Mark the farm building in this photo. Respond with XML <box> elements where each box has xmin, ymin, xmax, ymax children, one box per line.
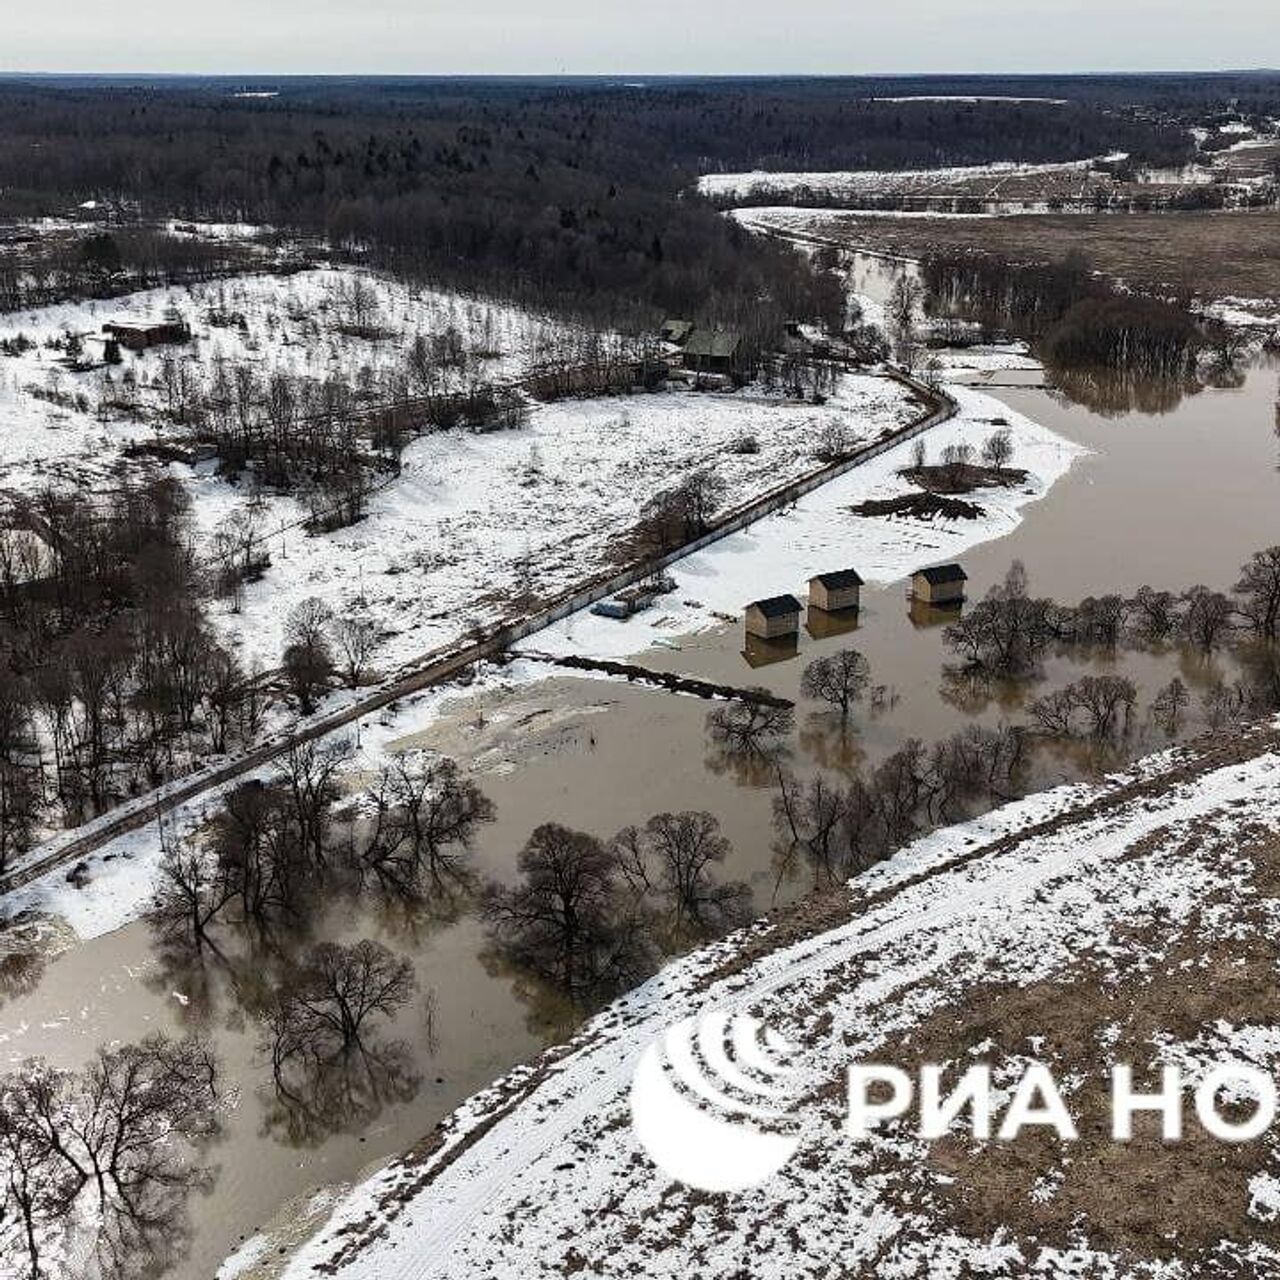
<box><xmin>660</xmin><ymin>318</ymin><xmax>695</xmax><ymax>346</ymax></box>
<box><xmin>744</xmin><ymin>593</ymin><xmax>802</xmax><ymax>640</ymax></box>
<box><xmin>911</xmin><ymin>563</ymin><xmax>968</xmax><ymax>605</ymax></box>
<box><xmin>103</xmin><ymin>316</ymin><xmax>192</xmax><ymax>351</ymax></box>
<box><xmin>683</xmin><ymin>328</ymin><xmax>743</xmax><ymax>375</ymax></box>
<box><xmin>808</xmin><ymin>568</ymin><xmax>863</xmax><ymax>612</ymax></box>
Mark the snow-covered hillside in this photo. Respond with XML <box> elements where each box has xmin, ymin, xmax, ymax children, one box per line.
<box><xmin>266</xmin><ymin>720</ymin><xmax>1280</xmax><ymax>1279</ymax></box>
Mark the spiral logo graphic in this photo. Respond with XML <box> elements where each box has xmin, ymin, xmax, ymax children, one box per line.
<box><xmin>629</xmin><ymin>1009</ymin><xmax>803</xmax><ymax>1192</ymax></box>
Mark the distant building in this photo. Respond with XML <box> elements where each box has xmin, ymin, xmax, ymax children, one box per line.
<box><xmin>103</xmin><ymin>317</ymin><xmax>192</xmax><ymax>352</ymax></box>
<box><xmin>744</xmin><ymin>593</ymin><xmax>802</xmax><ymax>640</ymax></box>
<box><xmin>683</xmin><ymin>328</ymin><xmax>743</xmax><ymax>375</ymax></box>
<box><xmin>808</xmin><ymin>568</ymin><xmax>863</xmax><ymax>613</ymax></box>
<box><xmin>660</xmin><ymin>318</ymin><xmax>695</xmax><ymax>346</ymax></box>
<box><xmin>910</xmin><ymin>563</ymin><xmax>968</xmax><ymax>605</ymax></box>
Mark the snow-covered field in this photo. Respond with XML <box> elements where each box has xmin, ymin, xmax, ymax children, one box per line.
<box><xmin>194</xmin><ymin>373</ymin><xmax>916</xmax><ymax>672</ymax></box>
<box><xmin>696</xmin><ymin>156</ymin><xmax>1122</xmax><ymax>203</ymax></box>
<box><xmin>269</xmin><ymin>721</ymin><xmax>1280</xmax><ymax>1279</ymax></box>
<box><xmin>525</xmin><ymin>382</ymin><xmax>1081</xmax><ymax>662</ymax></box>
<box><xmin>0</xmin><ymin>265</ymin><xmax>588</xmax><ymax>492</ymax></box>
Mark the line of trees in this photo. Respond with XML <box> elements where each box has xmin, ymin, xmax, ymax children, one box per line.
<box><xmin>945</xmin><ymin>553</ymin><xmax>1280</xmax><ymax>679</ymax></box>
<box><xmin>920</xmin><ymin>251</ymin><xmax>1205</xmax><ymax>377</ymax></box>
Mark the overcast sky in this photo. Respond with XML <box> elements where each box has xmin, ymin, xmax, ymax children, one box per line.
<box><xmin>3</xmin><ymin>1</ymin><xmax>1275</xmax><ymax>76</ymax></box>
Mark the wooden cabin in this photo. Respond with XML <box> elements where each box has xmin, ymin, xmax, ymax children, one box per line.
<box><xmin>103</xmin><ymin>317</ymin><xmax>192</xmax><ymax>352</ymax></box>
<box><xmin>744</xmin><ymin>593</ymin><xmax>802</xmax><ymax>640</ymax></box>
<box><xmin>683</xmin><ymin>328</ymin><xmax>743</xmax><ymax>375</ymax></box>
<box><xmin>910</xmin><ymin>563</ymin><xmax>968</xmax><ymax>606</ymax></box>
<box><xmin>808</xmin><ymin>568</ymin><xmax>863</xmax><ymax>612</ymax></box>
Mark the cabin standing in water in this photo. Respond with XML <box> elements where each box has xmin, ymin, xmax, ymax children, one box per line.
<box><xmin>910</xmin><ymin>564</ymin><xmax>967</xmax><ymax>605</ymax></box>
<box><xmin>744</xmin><ymin>594</ymin><xmax>802</xmax><ymax>640</ymax></box>
<box><xmin>808</xmin><ymin>568</ymin><xmax>863</xmax><ymax>612</ymax></box>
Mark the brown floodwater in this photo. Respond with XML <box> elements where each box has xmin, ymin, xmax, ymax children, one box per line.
<box><xmin>4</xmin><ymin>274</ymin><xmax>1279</xmax><ymax>1277</ymax></box>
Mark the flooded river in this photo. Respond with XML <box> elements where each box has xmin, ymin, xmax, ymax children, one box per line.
<box><xmin>3</xmin><ymin>263</ymin><xmax>1279</xmax><ymax>1276</ymax></box>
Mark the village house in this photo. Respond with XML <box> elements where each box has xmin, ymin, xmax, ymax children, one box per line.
<box><xmin>808</xmin><ymin>568</ymin><xmax>863</xmax><ymax>612</ymax></box>
<box><xmin>910</xmin><ymin>563</ymin><xmax>968</xmax><ymax>605</ymax></box>
<box><xmin>103</xmin><ymin>316</ymin><xmax>192</xmax><ymax>352</ymax></box>
<box><xmin>683</xmin><ymin>328</ymin><xmax>743</xmax><ymax>376</ymax></box>
<box><xmin>744</xmin><ymin>593</ymin><xmax>802</xmax><ymax>640</ymax></box>
<box><xmin>659</xmin><ymin>318</ymin><xmax>695</xmax><ymax>346</ymax></box>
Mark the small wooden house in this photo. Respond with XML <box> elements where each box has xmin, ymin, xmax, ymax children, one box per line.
<box><xmin>808</xmin><ymin>568</ymin><xmax>863</xmax><ymax>613</ymax></box>
<box><xmin>684</xmin><ymin>328</ymin><xmax>742</xmax><ymax>375</ymax></box>
<box><xmin>103</xmin><ymin>317</ymin><xmax>192</xmax><ymax>352</ymax></box>
<box><xmin>911</xmin><ymin>563</ymin><xmax>967</xmax><ymax>606</ymax></box>
<box><xmin>744</xmin><ymin>593</ymin><xmax>802</xmax><ymax>640</ymax></box>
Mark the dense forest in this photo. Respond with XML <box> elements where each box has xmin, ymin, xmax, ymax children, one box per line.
<box><xmin>0</xmin><ymin>74</ymin><xmax>1241</xmax><ymax>331</ymax></box>
<box><xmin>919</xmin><ymin>250</ymin><xmax>1208</xmax><ymax>376</ymax></box>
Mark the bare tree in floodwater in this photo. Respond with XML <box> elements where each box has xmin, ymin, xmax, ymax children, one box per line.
<box><xmin>259</xmin><ymin>939</ymin><xmax>419</xmax><ymax>1145</ymax></box>
<box><xmin>611</xmin><ymin>810</ymin><xmax>750</xmax><ymax>939</ymax></box>
<box><xmin>801</xmin><ymin>649</ymin><xmax>871</xmax><ymax>724</ymax></box>
<box><xmin>0</xmin><ymin>1034</ymin><xmax>220</xmax><ymax>1280</ymax></box>
<box><xmin>357</xmin><ymin>754</ymin><xmax>495</xmax><ymax>899</ymax></box>
<box><xmin>482</xmin><ymin>823</ymin><xmax>655</xmax><ymax>1005</ymax></box>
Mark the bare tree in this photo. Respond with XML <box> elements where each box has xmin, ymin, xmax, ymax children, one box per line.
<box><xmin>0</xmin><ymin>1035</ymin><xmax>220</xmax><ymax>1278</ymax></box>
<box><xmin>332</xmin><ymin>613</ymin><xmax>379</xmax><ymax>687</ymax></box>
<box><xmin>1181</xmin><ymin>585</ymin><xmax>1235</xmax><ymax>651</ymax></box>
<box><xmin>147</xmin><ymin>839</ymin><xmax>235</xmax><ymax>959</ymax></box>
<box><xmin>800</xmin><ymin>648</ymin><xmax>870</xmax><ymax>723</ymax></box>
<box><xmin>1149</xmin><ymin>677</ymin><xmax>1190</xmax><ymax>735</ymax></box>
<box><xmin>1234</xmin><ymin>546</ymin><xmax>1280</xmax><ymax>640</ymax></box>
<box><xmin>771</xmin><ymin>771</ymin><xmax>850</xmax><ymax>886</ymax></box>
<box><xmin>359</xmin><ymin>754</ymin><xmax>495</xmax><ymax>896</ymax></box>
<box><xmin>260</xmin><ymin>940</ymin><xmax>417</xmax><ymax>1141</ymax></box>
<box><xmin>611</xmin><ymin>811</ymin><xmax>748</xmax><ymax>936</ymax></box>
<box><xmin>981</xmin><ymin>428</ymin><xmax>1014</xmax><ymax>471</ymax></box>
<box><xmin>482</xmin><ymin>824</ymin><xmax>653</xmax><ymax>1003</ymax></box>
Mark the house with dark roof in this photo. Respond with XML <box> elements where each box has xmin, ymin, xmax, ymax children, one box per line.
<box><xmin>660</xmin><ymin>318</ymin><xmax>695</xmax><ymax>346</ymax></box>
<box><xmin>744</xmin><ymin>593</ymin><xmax>802</xmax><ymax>640</ymax></box>
<box><xmin>683</xmin><ymin>328</ymin><xmax>743</xmax><ymax>375</ymax></box>
<box><xmin>103</xmin><ymin>316</ymin><xmax>191</xmax><ymax>352</ymax></box>
<box><xmin>910</xmin><ymin>563</ymin><xmax>968</xmax><ymax>605</ymax></box>
<box><xmin>808</xmin><ymin>568</ymin><xmax>863</xmax><ymax>613</ymax></box>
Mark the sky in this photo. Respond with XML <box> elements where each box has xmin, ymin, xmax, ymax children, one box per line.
<box><xmin>2</xmin><ymin>0</ymin><xmax>1276</xmax><ymax>75</ymax></box>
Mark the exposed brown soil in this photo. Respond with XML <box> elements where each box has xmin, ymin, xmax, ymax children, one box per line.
<box><xmin>880</xmin><ymin>891</ymin><xmax>1280</xmax><ymax>1268</ymax></box>
<box><xmin>902</xmin><ymin>462</ymin><xmax>1030</xmax><ymax>494</ymax></box>
<box><xmin>807</xmin><ymin>209</ymin><xmax>1280</xmax><ymax>302</ymax></box>
<box><xmin>849</xmin><ymin>491</ymin><xmax>986</xmax><ymax>520</ymax></box>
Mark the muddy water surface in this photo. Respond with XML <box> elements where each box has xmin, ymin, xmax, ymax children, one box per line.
<box><xmin>4</xmin><ymin>295</ymin><xmax>1280</xmax><ymax>1278</ymax></box>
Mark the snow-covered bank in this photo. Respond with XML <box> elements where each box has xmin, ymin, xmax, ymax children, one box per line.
<box><xmin>3</xmin><ymin>367</ymin><xmax>1081</xmax><ymax>943</ymax></box>
<box><xmin>524</xmin><ymin>381</ymin><xmax>1083</xmax><ymax>662</ymax></box>
<box><xmin>271</xmin><ymin>722</ymin><xmax>1280</xmax><ymax>1279</ymax></box>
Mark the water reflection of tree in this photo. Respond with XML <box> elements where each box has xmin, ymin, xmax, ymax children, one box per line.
<box><xmin>704</xmin><ymin>696</ymin><xmax>793</xmax><ymax>786</ymax></box>
<box><xmin>939</xmin><ymin>666</ymin><xmax>1037</xmax><ymax>717</ymax></box>
<box><xmin>1048</xmin><ymin>364</ymin><xmax>1202</xmax><ymax>418</ymax></box>
<box><xmin>798</xmin><ymin>714</ymin><xmax>866</xmax><ymax>776</ymax></box>
<box><xmin>255</xmin><ymin>939</ymin><xmax>422</xmax><ymax>1148</ymax></box>
<box><xmin>0</xmin><ymin>1034</ymin><xmax>221</xmax><ymax>1280</ymax></box>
